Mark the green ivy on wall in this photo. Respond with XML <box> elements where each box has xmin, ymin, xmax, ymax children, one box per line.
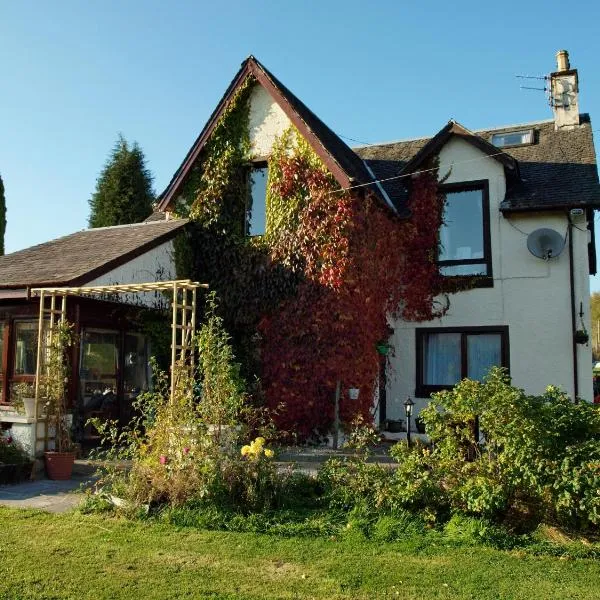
<box><xmin>174</xmin><ymin>76</ymin><xmax>448</xmax><ymax>438</ymax></box>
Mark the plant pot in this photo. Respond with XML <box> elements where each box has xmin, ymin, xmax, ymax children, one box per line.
<box><xmin>348</xmin><ymin>388</ymin><xmax>360</xmax><ymax>401</ymax></box>
<box><xmin>0</xmin><ymin>462</ymin><xmax>34</xmax><ymax>485</ymax></box>
<box><xmin>22</xmin><ymin>397</ymin><xmax>36</xmax><ymax>418</ymax></box>
<box><xmin>386</xmin><ymin>419</ymin><xmax>405</xmax><ymax>433</ymax></box>
<box><xmin>574</xmin><ymin>330</ymin><xmax>589</xmax><ymax>345</ymax></box>
<box><xmin>44</xmin><ymin>451</ymin><xmax>75</xmax><ymax>480</ymax></box>
<box><xmin>376</xmin><ymin>343</ymin><xmax>390</xmax><ymax>356</ymax></box>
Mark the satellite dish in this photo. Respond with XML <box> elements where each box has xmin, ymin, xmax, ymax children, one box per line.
<box><xmin>527</xmin><ymin>228</ymin><xmax>565</xmax><ymax>260</ymax></box>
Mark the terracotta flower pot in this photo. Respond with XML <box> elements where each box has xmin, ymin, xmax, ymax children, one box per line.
<box><xmin>44</xmin><ymin>451</ymin><xmax>75</xmax><ymax>480</ymax></box>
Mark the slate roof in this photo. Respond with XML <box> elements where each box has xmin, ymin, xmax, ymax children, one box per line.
<box><xmin>145</xmin><ymin>209</ymin><xmax>168</xmax><ymax>222</ymax></box>
<box><xmin>0</xmin><ymin>219</ymin><xmax>187</xmax><ymax>289</ymax></box>
<box><xmin>355</xmin><ymin>115</ymin><xmax>600</xmax><ymax>212</ymax></box>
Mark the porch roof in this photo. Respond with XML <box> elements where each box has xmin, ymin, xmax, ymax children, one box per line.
<box><xmin>0</xmin><ymin>219</ymin><xmax>187</xmax><ymax>290</ymax></box>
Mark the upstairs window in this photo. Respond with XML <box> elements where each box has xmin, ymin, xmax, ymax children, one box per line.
<box><xmin>490</xmin><ymin>129</ymin><xmax>534</xmax><ymax>148</ymax></box>
<box><xmin>438</xmin><ymin>181</ymin><xmax>491</xmax><ymax>278</ymax></box>
<box><xmin>247</xmin><ymin>164</ymin><xmax>268</xmax><ymax>237</ymax></box>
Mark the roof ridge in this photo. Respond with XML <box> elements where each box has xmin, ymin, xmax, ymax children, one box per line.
<box><xmin>83</xmin><ymin>218</ymin><xmax>187</xmax><ymax>233</ymax></box>
<box><xmin>354</xmin><ymin>115</ymin><xmax>593</xmax><ymax>150</ymax></box>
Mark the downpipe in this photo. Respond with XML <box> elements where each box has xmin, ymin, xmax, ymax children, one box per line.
<box><xmin>568</xmin><ymin>214</ymin><xmax>579</xmax><ymax>402</ymax></box>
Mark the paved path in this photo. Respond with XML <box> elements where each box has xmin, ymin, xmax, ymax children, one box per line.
<box><xmin>0</xmin><ymin>466</ymin><xmax>95</xmax><ymax>513</ymax></box>
<box><xmin>0</xmin><ymin>448</ymin><xmax>398</xmax><ymax>513</ymax></box>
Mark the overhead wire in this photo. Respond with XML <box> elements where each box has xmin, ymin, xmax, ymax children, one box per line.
<box><xmin>333</xmin><ymin>150</ymin><xmax>517</xmax><ymax>194</ymax></box>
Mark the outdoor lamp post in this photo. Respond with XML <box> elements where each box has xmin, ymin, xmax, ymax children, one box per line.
<box><xmin>404</xmin><ymin>396</ymin><xmax>414</xmax><ymax>447</ymax></box>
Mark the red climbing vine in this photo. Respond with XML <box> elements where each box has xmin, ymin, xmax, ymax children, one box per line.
<box><xmin>177</xmin><ymin>81</ymin><xmax>449</xmax><ymax>440</ymax></box>
<box><xmin>259</xmin><ymin>142</ymin><xmax>447</xmax><ymax>439</ymax></box>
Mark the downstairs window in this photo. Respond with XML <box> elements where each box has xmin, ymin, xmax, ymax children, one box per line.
<box><xmin>416</xmin><ymin>326</ymin><xmax>509</xmax><ymax>397</ymax></box>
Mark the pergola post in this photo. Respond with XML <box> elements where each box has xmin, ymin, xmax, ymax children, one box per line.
<box><xmin>31</xmin><ymin>280</ymin><xmax>207</xmax><ymax>424</ymax></box>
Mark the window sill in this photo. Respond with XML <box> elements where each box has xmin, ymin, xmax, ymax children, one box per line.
<box><xmin>415</xmin><ymin>385</ymin><xmax>453</xmax><ymax>398</ymax></box>
<box><xmin>0</xmin><ymin>414</ymin><xmax>37</xmax><ymax>424</ymax></box>
<box><xmin>439</xmin><ymin>275</ymin><xmax>494</xmax><ymax>291</ymax></box>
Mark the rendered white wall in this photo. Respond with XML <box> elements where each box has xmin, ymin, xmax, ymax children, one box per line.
<box><xmin>385</xmin><ymin>137</ymin><xmax>593</xmax><ymax>422</ymax></box>
<box><xmin>248</xmin><ymin>85</ymin><xmax>292</xmax><ymax>159</ymax></box>
<box><xmin>86</xmin><ymin>240</ymin><xmax>177</xmax><ymax>309</ymax></box>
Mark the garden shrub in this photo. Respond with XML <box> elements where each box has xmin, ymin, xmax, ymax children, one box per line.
<box><xmin>418</xmin><ymin>367</ymin><xmax>600</xmax><ymax>529</ymax></box>
<box><xmin>0</xmin><ymin>433</ymin><xmax>29</xmax><ymax>465</ymax></box>
<box><xmin>319</xmin><ymin>368</ymin><xmax>600</xmax><ymax>532</ymax></box>
<box><xmin>90</xmin><ymin>293</ymin><xmax>312</xmax><ymax>514</ymax></box>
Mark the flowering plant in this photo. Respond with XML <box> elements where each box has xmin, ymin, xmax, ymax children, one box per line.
<box><xmin>241</xmin><ymin>437</ymin><xmax>275</xmax><ymax>461</ymax></box>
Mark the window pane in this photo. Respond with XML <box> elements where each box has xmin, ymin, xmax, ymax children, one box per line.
<box><xmin>491</xmin><ymin>130</ymin><xmax>533</xmax><ymax>147</ymax></box>
<box><xmin>124</xmin><ymin>333</ymin><xmax>149</xmax><ymax>396</ymax></box>
<box><xmin>440</xmin><ymin>263</ymin><xmax>487</xmax><ymax>276</ymax></box>
<box><xmin>80</xmin><ymin>330</ymin><xmax>119</xmax><ymax>396</ymax></box>
<box><xmin>467</xmin><ymin>334</ymin><xmax>502</xmax><ymax>380</ymax></box>
<box><xmin>248</xmin><ymin>166</ymin><xmax>268</xmax><ymax>236</ymax></box>
<box><xmin>439</xmin><ymin>189</ymin><xmax>484</xmax><ymax>262</ymax></box>
<box><xmin>14</xmin><ymin>322</ymin><xmax>39</xmax><ymax>375</ymax></box>
<box><xmin>423</xmin><ymin>333</ymin><xmax>461</xmax><ymax>385</ymax></box>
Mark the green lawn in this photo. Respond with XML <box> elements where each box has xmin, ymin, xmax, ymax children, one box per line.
<box><xmin>1</xmin><ymin>507</ymin><xmax>598</xmax><ymax>600</ymax></box>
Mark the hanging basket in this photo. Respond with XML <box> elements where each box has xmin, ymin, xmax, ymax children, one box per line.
<box><xmin>574</xmin><ymin>330</ymin><xmax>589</xmax><ymax>345</ymax></box>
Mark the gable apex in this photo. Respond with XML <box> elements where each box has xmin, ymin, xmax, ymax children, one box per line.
<box><xmin>158</xmin><ymin>57</ymin><xmax>378</xmax><ymax>212</ymax></box>
<box><xmin>399</xmin><ymin>120</ymin><xmax>520</xmax><ymax>182</ymax></box>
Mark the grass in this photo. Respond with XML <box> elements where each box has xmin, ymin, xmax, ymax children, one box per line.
<box><xmin>1</xmin><ymin>507</ymin><xmax>599</xmax><ymax>599</ymax></box>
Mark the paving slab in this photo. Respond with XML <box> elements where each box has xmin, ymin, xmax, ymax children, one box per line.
<box><xmin>0</xmin><ymin>473</ymin><xmax>95</xmax><ymax>513</ymax></box>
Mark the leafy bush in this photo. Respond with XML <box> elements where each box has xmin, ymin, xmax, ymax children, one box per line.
<box><xmin>196</xmin><ymin>291</ymin><xmax>248</xmax><ymax>429</ymax></box>
<box><xmin>89</xmin><ymin>293</ymin><xmax>311</xmax><ymax>515</ymax></box>
<box><xmin>418</xmin><ymin>368</ymin><xmax>600</xmax><ymax>529</ymax></box>
<box><xmin>319</xmin><ymin>369</ymin><xmax>600</xmax><ymax>532</ymax></box>
<box><xmin>0</xmin><ymin>433</ymin><xmax>29</xmax><ymax>465</ymax></box>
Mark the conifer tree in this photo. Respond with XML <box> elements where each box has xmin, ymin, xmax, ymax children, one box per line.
<box><xmin>88</xmin><ymin>135</ymin><xmax>154</xmax><ymax>227</ymax></box>
<box><xmin>0</xmin><ymin>174</ymin><xmax>6</xmax><ymax>255</ymax></box>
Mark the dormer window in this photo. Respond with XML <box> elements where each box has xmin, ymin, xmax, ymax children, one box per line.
<box><xmin>247</xmin><ymin>163</ymin><xmax>268</xmax><ymax>236</ymax></box>
<box><xmin>490</xmin><ymin>129</ymin><xmax>534</xmax><ymax>148</ymax></box>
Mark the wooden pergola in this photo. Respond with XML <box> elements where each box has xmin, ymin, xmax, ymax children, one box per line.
<box><xmin>30</xmin><ymin>280</ymin><xmax>208</xmax><ymax>449</ymax></box>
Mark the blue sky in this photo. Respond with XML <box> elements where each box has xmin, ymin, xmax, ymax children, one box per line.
<box><xmin>1</xmin><ymin>0</ymin><xmax>599</xmax><ymax>286</ymax></box>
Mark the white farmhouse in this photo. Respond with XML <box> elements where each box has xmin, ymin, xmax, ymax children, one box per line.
<box><xmin>356</xmin><ymin>50</ymin><xmax>599</xmax><ymax>424</ymax></box>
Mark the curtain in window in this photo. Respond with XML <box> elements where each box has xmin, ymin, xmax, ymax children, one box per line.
<box><xmin>466</xmin><ymin>334</ymin><xmax>501</xmax><ymax>380</ymax></box>
<box><xmin>423</xmin><ymin>332</ymin><xmax>461</xmax><ymax>385</ymax></box>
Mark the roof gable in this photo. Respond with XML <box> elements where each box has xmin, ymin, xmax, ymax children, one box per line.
<box><xmin>355</xmin><ymin>116</ymin><xmax>600</xmax><ymax>213</ymax></box>
<box><xmin>157</xmin><ymin>56</ymin><xmax>377</xmax><ymax>212</ymax></box>
<box><xmin>399</xmin><ymin>120</ymin><xmax>519</xmax><ymax>181</ymax></box>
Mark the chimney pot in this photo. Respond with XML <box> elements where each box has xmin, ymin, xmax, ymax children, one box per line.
<box><xmin>556</xmin><ymin>50</ymin><xmax>570</xmax><ymax>72</ymax></box>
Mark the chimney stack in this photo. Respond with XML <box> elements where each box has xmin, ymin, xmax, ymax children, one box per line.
<box><xmin>556</xmin><ymin>50</ymin><xmax>570</xmax><ymax>72</ymax></box>
<box><xmin>550</xmin><ymin>49</ymin><xmax>580</xmax><ymax>130</ymax></box>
